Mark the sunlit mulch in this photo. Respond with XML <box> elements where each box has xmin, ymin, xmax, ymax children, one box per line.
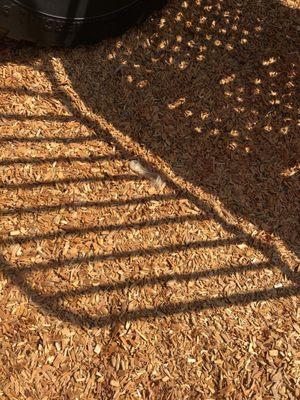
<box><xmin>0</xmin><ymin>0</ymin><xmax>299</xmax><ymax>399</ymax></box>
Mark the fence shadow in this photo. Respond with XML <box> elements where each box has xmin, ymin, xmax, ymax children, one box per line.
<box><xmin>0</xmin><ymin>0</ymin><xmax>299</xmax><ymax>328</ymax></box>
<box><xmin>63</xmin><ymin>0</ymin><xmax>300</xmax><ymax>257</ymax></box>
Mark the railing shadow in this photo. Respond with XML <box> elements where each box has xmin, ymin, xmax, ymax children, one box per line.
<box><xmin>0</xmin><ymin>0</ymin><xmax>299</xmax><ymax>329</ymax></box>
<box><xmin>63</xmin><ymin>0</ymin><xmax>300</xmax><ymax>257</ymax></box>
<box><xmin>2</xmin><ymin>253</ymin><xmax>298</xmax><ymax>328</ymax></box>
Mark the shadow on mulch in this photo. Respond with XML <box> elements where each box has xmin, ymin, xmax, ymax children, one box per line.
<box><xmin>0</xmin><ymin>0</ymin><xmax>299</xmax><ymax>327</ymax></box>
<box><xmin>64</xmin><ymin>0</ymin><xmax>300</xmax><ymax>257</ymax></box>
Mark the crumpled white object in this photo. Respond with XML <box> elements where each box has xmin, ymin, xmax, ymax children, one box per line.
<box><xmin>130</xmin><ymin>160</ymin><xmax>166</xmax><ymax>190</ymax></box>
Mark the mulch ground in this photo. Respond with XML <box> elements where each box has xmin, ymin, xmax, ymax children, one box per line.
<box><xmin>0</xmin><ymin>0</ymin><xmax>299</xmax><ymax>399</ymax></box>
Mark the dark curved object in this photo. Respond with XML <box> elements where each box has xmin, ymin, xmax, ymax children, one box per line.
<box><xmin>0</xmin><ymin>0</ymin><xmax>165</xmax><ymax>46</ymax></box>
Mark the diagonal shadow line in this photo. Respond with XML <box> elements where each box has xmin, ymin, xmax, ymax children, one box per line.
<box><xmin>0</xmin><ymin>193</ymin><xmax>179</xmax><ymax>216</ymax></box>
<box><xmin>0</xmin><ymin>134</ymin><xmax>109</xmax><ymax>144</ymax></box>
<box><xmin>181</xmin><ymin>189</ymin><xmax>300</xmax><ymax>285</ymax></box>
<box><xmin>0</xmin><ymin>174</ymin><xmax>141</xmax><ymax>190</ymax></box>
<box><xmin>0</xmin><ymin>214</ymin><xmax>209</xmax><ymax>245</ymax></box>
<box><xmin>0</xmin><ymin>113</ymin><xmax>79</xmax><ymax>122</ymax></box>
<box><xmin>69</xmin><ymin>285</ymin><xmax>300</xmax><ymax>327</ymax></box>
<box><xmin>47</xmin><ymin>261</ymin><xmax>271</xmax><ymax>300</ymax></box>
<box><xmin>0</xmin><ymin>154</ymin><xmax>119</xmax><ymax>166</ymax></box>
<box><xmin>19</xmin><ymin>237</ymin><xmax>243</xmax><ymax>273</ymax></box>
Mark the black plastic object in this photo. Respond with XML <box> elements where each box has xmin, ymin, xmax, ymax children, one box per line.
<box><xmin>0</xmin><ymin>0</ymin><xmax>165</xmax><ymax>46</ymax></box>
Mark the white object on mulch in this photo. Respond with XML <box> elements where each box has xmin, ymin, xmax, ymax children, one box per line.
<box><xmin>130</xmin><ymin>160</ymin><xmax>166</xmax><ymax>190</ymax></box>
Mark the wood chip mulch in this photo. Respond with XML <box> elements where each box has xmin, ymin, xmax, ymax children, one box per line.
<box><xmin>0</xmin><ymin>0</ymin><xmax>299</xmax><ymax>399</ymax></box>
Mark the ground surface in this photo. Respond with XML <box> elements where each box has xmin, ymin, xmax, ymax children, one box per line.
<box><xmin>0</xmin><ymin>0</ymin><xmax>299</xmax><ymax>399</ymax></box>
